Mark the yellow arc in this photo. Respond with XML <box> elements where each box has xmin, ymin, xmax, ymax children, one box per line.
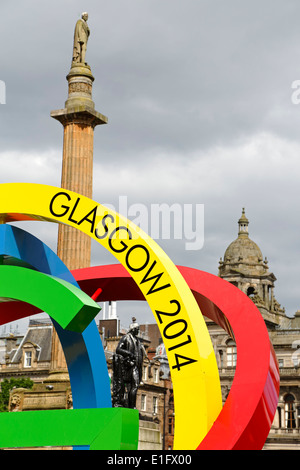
<box><xmin>0</xmin><ymin>183</ymin><xmax>222</xmax><ymax>450</ymax></box>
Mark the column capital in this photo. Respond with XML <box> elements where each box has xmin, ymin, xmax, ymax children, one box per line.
<box><xmin>50</xmin><ymin>107</ymin><xmax>107</xmax><ymax>128</ymax></box>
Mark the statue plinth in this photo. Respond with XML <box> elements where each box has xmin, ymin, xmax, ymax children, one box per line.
<box><xmin>65</xmin><ymin>66</ymin><xmax>95</xmax><ymax>111</ymax></box>
<box><xmin>67</xmin><ymin>63</ymin><xmax>94</xmax><ymax>79</ymax></box>
<box><xmin>51</xmin><ymin>64</ymin><xmax>107</xmax><ymax>127</ymax></box>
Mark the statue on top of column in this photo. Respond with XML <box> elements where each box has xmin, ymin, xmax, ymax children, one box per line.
<box><xmin>72</xmin><ymin>12</ymin><xmax>90</xmax><ymax>65</ymax></box>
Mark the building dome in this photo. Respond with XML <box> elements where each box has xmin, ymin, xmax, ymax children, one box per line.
<box><xmin>219</xmin><ymin>209</ymin><xmax>268</xmax><ymax>277</ymax></box>
<box><xmin>224</xmin><ymin>237</ymin><xmax>263</xmax><ymax>266</ymax></box>
<box><xmin>218</xmin><ymin>209</ymin><xmax>285</xmax><ymax>327</ymax></box>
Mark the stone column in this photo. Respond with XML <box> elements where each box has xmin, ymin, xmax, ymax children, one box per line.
<box><xmin>264</xmin><ymin>284</ymin><xmax>269</xmax><ymax>309</ymax></box>
<box><xmin>49</xmin><ymin>63</ymin><xmax>107</xmax><ymax>380</ymax></box>
<box><xmin>51</xmin><ymin>64</ymin><xmax>107</xmax><ymax>270</ymax></box>
<box><xmin>270</xmin><ymin>286</ymin><xmax>274</xmax><ymax>311</ymax></box>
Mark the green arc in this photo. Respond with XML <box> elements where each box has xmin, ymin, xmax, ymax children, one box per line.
<box><xmin>0</xmin><ymin>408</ymin><xmax>138</xmax><ymax>450</ymax></box>
<box><xmin>0</xmin><ymin>265</ymin><xmax>100</xmax><ymax>333</ymax></box>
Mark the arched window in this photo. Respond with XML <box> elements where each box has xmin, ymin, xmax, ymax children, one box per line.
<box><xmin>285</xmin><ymin>394</ymin><xmax>296</xmax><ymax>429</ymax></box>
<box><xmin>226</xmin><ymin>340</ymin><xmax>237</xmax><ymax>368</ymax></box>
<box><xmin>277</xmin><ymin>406</ymin><xmax>282</xmax><ymax>429</ymax></box>
<box><xmin>247</xmin><ymin>287</ymin><xmax>255</xmax><ymax>299</ymax></box>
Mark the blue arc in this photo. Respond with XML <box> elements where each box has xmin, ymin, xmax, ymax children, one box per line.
<box><xmin>0</xmin><ymin>224</ymin><xmax>111</xmax><ymax>410</ymax></box>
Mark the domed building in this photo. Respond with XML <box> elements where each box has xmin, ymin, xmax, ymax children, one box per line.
<box><xmin>218</xmin><ymin>208</ymin><xmax>285</xmax><ymax>329</ymax></box>
<box><xmin>205</xmin><ymin>209</ymin><xmax>300</xmax><ymax>449</ymax></box>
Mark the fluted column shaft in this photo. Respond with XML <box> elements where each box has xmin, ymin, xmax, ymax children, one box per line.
<box><xmin>57</xmin><ymin>120</ymin><xmax>94</xmax><ymax>270</ymax></box>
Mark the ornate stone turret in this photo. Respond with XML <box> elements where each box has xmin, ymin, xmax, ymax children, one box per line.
<box><xmin>51</xmin><ymin>12</ymin><xmax>107</xmax><ymax>270</ymax></box>
<box><xmin>238</xmin><ymin>207</ymin><xmax>249</xmax><ymax>236</ymax></box>
<box><xmin>219</xmin><ymin>209</ymin><xmax>285</xmax><ymax>328</ymax></box>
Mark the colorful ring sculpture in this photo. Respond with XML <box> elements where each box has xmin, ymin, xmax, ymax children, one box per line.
<box><xmin>0</xmin><ymin>182</ymin><xmax>223</xmax><ymax>450</ymax></box>
<box><xmin>0</xmin><ymin>182</ymin><xmax>280</xmax><ymax>450</ymax></box>
<box><xmin>73</xmin><ymin>264</ymin><xmax>280</xmax><ymax>450</ymax></box>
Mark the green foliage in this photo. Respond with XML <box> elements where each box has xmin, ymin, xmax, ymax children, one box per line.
<box><xmin>0</xmin><ymin>377</ymin><xmax>33</xmax><ymax>412</ymax></box>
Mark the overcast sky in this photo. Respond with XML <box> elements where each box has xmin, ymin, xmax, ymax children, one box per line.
<box><xmin>1</xmin><ymin>0</ymin><xmax>300</xmax><ymax>332</ymax></box>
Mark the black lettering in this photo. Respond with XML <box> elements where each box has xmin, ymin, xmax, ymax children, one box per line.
<box><xmin>77</xmin><ymin>205</ymin><xmax>98</xmax><ymax>233</ymax></box>
<box><xmin>49</xmin><ymin>192</ymin><xmax>71</xmax><ymax>218</ymax></box>
<box><xmin>172</xmin><ymin>353</ymin><xmax>197</xmax><ymax>371</ymax></box>
<box><xmin>168</xmin><ymin>335</ymin><xmax>192</xmax><ymax>351</ymax></box>
<box><xmin>95</xmin><ymin>214</ymin><xmax>115</xmax><ymax>239</ymax></box>
<box><xmin>68</xmin><ymin>197</ymin><xmax>81</xmax><ymax>224</ymax></box>
<box><xmin>155</xmin><ymin>300</ymin><xmax>181</xmax><ymax>324</ymax></box>
<box><xmin>109</xmin><ymin>226</ymin><xmax>132</xmax><ymax>253</ymax></box>
<box><xmin>125</xmin><ymin>245</ymin><xmax>150</xmax><ymax>272</ymax></box>
<box><xmin>140</xmin><ymin>260</ymin><xmax>171</xmax><ymax>295</ymax></box>
<box><xmin>163</xmin><ymin>319</ymin><xmax>188</xmax><ymax>339</ymax></box>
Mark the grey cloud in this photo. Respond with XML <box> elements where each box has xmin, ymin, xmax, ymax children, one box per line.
<box><xmin>1</xmin><ymin>0</ymin><xmax>300</xmax><ymax>327</ymax></box>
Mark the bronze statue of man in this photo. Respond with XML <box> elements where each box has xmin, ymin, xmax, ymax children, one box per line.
<box><xmin>112</xmin><ymin>318</ymin><xmax>145</xmax><ymax>409</ymax></box>
<box><xmin>72</xmin><ymin>12</ymin><xmax>90</xmax><ymax>64</ymax></box>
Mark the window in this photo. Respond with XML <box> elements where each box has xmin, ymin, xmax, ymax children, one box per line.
<box><xmin>278</xmin><ymin>358</ymin><xmax>284</xmax><ymax>368</ymax></box>
<box><xmin>143</xmin><ymin>365</ymin><xmax>148</xmax><ymax>382</ymax></box>
<box><xmin>24</xmin><ymin>351</ymin><xmax>32</xmax><ymax>368</ymax></box>
<box><xmin>154</xmin><ymin>368</ymin><xmax>159</xmax><ymax>383</ymax></box>
<box><xmin>292</xmin><ymin>354</ymin><xmax>299</xmax><ymax>367</ymax></box>
<box><xmin>168</xmin><ymin>415</ymin><xmax>174</xmax><ymax>434</ymax></box>
<box><xmin>226</xmin><ymin>340</ymin><xmax>237</xmax><ymax>367</ymax></box>
<box><xmin>141</xmin><ymin>394</ymin><xmax>146</xmax><ymax>412</ymax></box>
<box><xmin>153</xmin><ymin>396</ymin><xmax>158</xmax><ymax>415</ymax></box>
<box><xmin>277</xmin><ymin>406</ymin><xmax>282</xmax><ymax>429</ymax></box>
<box><xmin>247</xmin><ymin>287</ymin><xmax>255</xmax><ymax>299</ymax></box>
<box><xmin>285</xmin><ymin>394</ymin><xmax>296</xmax><ymax>429</ymax></box>
<box><xmin>219</xmin><ymin>350</ymin><xmax>224</xmax><ymax>368</ymax></box>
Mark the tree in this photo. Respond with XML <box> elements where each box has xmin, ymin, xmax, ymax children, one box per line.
<box><xmin>0</xmin><ymin>378</ymin><xmax>33</xmax><ymax>412</ymax></box>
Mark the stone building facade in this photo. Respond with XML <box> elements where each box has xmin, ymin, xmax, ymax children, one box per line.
<box><xmin>212</xmin><ymin>209</ymin><xmax>300</xmax><ymax>449</ymax></box>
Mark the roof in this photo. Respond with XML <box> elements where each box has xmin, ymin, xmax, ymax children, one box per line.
<box><xmin>220</xmin><ymin>209</ymin><xmax>269</xmax><ymax>277</ymax></box>
<box><xmin>11</xmin><ymin>321</ymin><xmax>53</xmax><ymax>364</ymax></box>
